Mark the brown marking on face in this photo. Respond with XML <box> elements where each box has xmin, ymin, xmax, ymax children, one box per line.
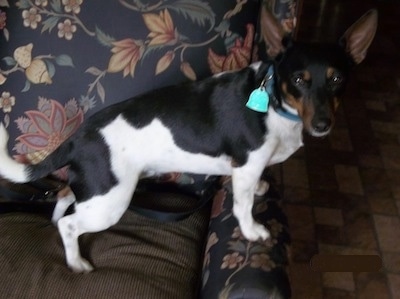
<box><xmin>326</xmin><ymin>67</ymin><xmax>335</xmax><ymax>80</ymax></box>
<box><xmin>303</xmin><ymin>70</ymin><xmax>311</xmax><ymax>81</ymax></box>
<box><xmin>281</xmin><ymin>82</ymin><xmax>314</xmax><ymax>131</ymax></box>
<box><xmin>333</xmin><ymin>96</ymin><xmax>340</xmax><ymax>111</ymax></box>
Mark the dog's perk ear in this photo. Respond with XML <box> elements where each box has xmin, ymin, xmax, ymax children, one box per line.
<box><xmin>260</xmin><ymin>5</ymin><xmax>286</xmax><ymax>58</ymax></box>
<box><xmin>341</xmin><ymin>9</ymin><xmax>378</xmax><ymax>64</ymax></box>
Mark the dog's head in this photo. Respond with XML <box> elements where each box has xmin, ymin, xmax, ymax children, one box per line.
<box><xmin>260</xmin><ymin>8</ymin><xmax>378</xmax><ymax>137</ymax></box>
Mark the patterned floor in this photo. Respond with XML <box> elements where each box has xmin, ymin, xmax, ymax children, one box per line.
<box><xmin>280</xmin><ymin>0</ymin><xmax>400</xmax><ymax>298</ymax></box>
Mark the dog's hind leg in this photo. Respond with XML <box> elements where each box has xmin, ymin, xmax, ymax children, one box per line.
<box><xmin>57</xmin><ymin>175</ymin><xmax>139</xmax><ymax>273</ymax></box>
<box><xmin>57</xmin><ymin>213</ymin><xmax>95</xmax><ymax>273</ymax></box>
<box><xmin>52</xmin><ymin>187</ymin><xmax>76</xmax><ymax>225</ymax></box>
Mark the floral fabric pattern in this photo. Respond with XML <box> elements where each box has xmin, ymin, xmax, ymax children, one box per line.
<box><xmin>1</xmin><ymin>0</ymin><xmax>255</xmax><ymax>161</ymax></box>
<box><xmin>201</xmin><ymin>176</ymin><xmax>291</xmax><ymax>298</ymax></box>
<box><xmin>0</xmin><ymin>0</ymin><xmax>297</xmax><ymax>165</ymax></box>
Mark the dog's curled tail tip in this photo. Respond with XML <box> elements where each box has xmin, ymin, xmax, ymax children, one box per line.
<box><xmin>0</xmin><ymin>123</ymin><xmax>9</xmax><ymax>148</ymax></box>
<box><xmin>0</xmin><ymin>123</ymin><xmax>30</xmax><ymax>183</ymax></box>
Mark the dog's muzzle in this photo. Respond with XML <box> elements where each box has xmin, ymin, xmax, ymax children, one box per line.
<box><xmin>310</xmin><ymin>117</ymin><xmax>332</xmax><ymax>137</ymax></box>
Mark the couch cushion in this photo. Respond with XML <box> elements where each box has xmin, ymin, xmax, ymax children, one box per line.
<box><xmin>0</xmin><ymin>192</ymin><xmax>210</xmax><ymax>299</ymax></box>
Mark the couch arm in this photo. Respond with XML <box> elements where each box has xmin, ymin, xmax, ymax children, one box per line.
<box><xmin>201</xmin><ymin>174</ymin><xmax>291</xmax><ymax>298</ymax></box>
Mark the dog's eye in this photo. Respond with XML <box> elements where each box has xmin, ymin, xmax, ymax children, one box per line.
<box><xmin>331</xmin><ymin>76</ymin><xmax>343</xmax><ymax>84</ymax></box>
<box><xmin>292</xmin><ymin>75</ymin><xmax>305</xmax><ymax>86</ymax></box>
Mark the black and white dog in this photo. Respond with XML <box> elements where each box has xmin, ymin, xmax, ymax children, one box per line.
<box><xmin>0</xmin><ymin>8</ymin><xmax>377</xmax><ymax>272</ymax></box>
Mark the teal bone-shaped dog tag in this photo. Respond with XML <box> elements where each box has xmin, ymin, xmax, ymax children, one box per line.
<box><xmin>246</xmin><ymin>65</ymin><xmax>274</xmax><ymax>113</ymax></box>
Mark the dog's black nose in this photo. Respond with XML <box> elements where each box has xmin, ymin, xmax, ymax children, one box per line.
<box><xmin>312</xmin><ymin>118</ymin><xmax>332</xmax><ymax>133</ymax></box>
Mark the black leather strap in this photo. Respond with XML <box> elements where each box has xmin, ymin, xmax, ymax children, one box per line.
<box><xmin>129</xmin><ymin>180</ymin><xmax>217</xmax><ymax>222</ymax></box>
<box><xmin>0</xmin><ymin>177</ymin><xmax>65</xmax><ymax>202</ymax></box>
<box><xmin>128</xmin><ymin>195</ymin><xmax>211</xmax><ymax>222</ymax></box>
<box><xmin>0</xmin><ymin>178</ymin><xmax>216</xmax><ymax>222</ymax></box>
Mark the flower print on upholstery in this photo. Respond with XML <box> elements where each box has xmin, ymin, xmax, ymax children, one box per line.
<box><xmin>211</xmin><ymin>188</ymin><xmax>227</xmax><ymax>219</ymax></box>
<box><xmin>267</xmin><ymin>218</ymin><xmax>284</xmax><ymax>238</ymax></box>
<box><xmin>35</xmin><ymin>0</ymin><xmax>48</xmax><ymax>7</ymax></box>
<box><xmin>62</xmin><ymin>0</ymin><xmax>83</xmax><ymax>14</ymax></box>
<box><xmin>22</xmin><ymin>8</ymin><xmax>42</xmax><ymax>29</ymax></box>
<box><xmin>16</xmin><ymin>0</ymin><xmax>94</xmax><ymax>37</ymax></box>
<box><xmin>231</xmin><ymin>226</ymin><xmax>246</xmax><ymax>240</ymax></box>
<box><xmin>0</xmin><ymin>6</ymin><xmax>9</xmax><ymax>40</ymax></box>
<box><xmin>250</xmin><ymin>253</ymin><xmax>276</xmax><ymax>271</ymax></box>
<box><xmin>13</xmin><ymin>43</ymin><xmax>33</xmax><ymax>68</ymax></box>
<box><xmin>0</xmin><ymin>92</ymin><xmax>15</xmax><ymax>113</ymax></box>
<box><xmin>143</xmin><ymin>9</ymin><xmax>178</xmax><ymax>46</ymax></box>
<box><xmin>14</xmin><ymin>98</ymin><xmax>83</xmax><ymax>164</ymax></box>
<box><xmin>107</xmin><ymin>38</ymin><xmax>145</xmax><ymax>77</ymax></box>
<box><xmin>58</xmin><ymin>19</ymin><xmax>77</xmax><ymax>40</ymax></box>
<box><xmin>203</xmin><ymin>232</ymin><xmax>219</xmax><ymax>270</ymax></box>
<box><xmin>280</xmin><ymin>1</ymin><xmax>297</xmax><ymax>33</ymax></box>
<box><xmin>0</xmin><ymin>10</ymin><xmax>6</xmax><ymax>30</ymax></box>
<box><xmin>155</xmin><ymin>51</ymin><xmax>175</xmax><ymax>76</ymax></box>
<box><xmin>0</xmin><ymin>74</ymin><xmax>6</xmax><ymax>85</ymax></box>
<box><xmin>208</xmin><ymin>24</ymin><xmax>255</xmax><ymax>73</ymax></box>
<box><xmin>2</xmin><ymin>44</ymin><xmax>74</xmax><ymax>90</ymax></box>
<box><xmin>12</xmin><ymin>44</ymin><xmax>51</xmax><ymax>84</ymax></box>
<box><xmin>25</xmin><ymin>59</ymin><xmax>52</xmax><ymax>84</ymax></box>
<box><xmin>221</xmin><ymin>252</ymin><xmax>244</xmax><ymax>270</ymax></box>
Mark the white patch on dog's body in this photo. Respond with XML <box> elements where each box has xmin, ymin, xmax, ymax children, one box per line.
<box><xmin>101</xmin><ymin>116</ymin><xmax>234</xmax><ymax>178</ymax></box>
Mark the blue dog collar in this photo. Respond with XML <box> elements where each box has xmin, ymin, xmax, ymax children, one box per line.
<box><xmin>274</xmin><ymin>106</ymin><xmax>302</xmax><ymax>122</ymax></box>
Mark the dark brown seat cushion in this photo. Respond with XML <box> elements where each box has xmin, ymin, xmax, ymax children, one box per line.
<box><xmin>0</xmin><ymin>192</ymin><xmax>210</xmax><ymax>298</ymax></box>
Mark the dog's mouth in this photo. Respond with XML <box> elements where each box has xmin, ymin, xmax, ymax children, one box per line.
<box><xmin>308</xmin><ymin>127</ymin><xmax>332</xmax><ymax>138</ymax></box>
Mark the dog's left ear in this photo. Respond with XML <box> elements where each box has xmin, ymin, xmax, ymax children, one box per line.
<box><xmin>260</xmin><ymin>4</ymin><xmax>287</xmax><ymax>58</ymax></box>
<box><xmin>341</xmin><ymin>9</ymin><xmax>378</xmax><ymax>64</ymax></box>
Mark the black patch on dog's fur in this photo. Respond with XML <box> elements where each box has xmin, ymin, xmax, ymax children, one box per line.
<box><xmin>85</xmin><ymin>66</ymin><xmax>270</xmax><ymax>167</ymax></box>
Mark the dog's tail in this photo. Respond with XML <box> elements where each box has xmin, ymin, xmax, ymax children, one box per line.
<box><xmin>0</xmin><ymin>123</ymin><xmax>72</xmax><ymax>183</ymax></box>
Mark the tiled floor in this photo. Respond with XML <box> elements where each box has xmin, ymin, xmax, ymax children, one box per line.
<box><xmin>280</xmin><ymin>0</ymin><xmax>400</xmax><ymax>298</ymax></box>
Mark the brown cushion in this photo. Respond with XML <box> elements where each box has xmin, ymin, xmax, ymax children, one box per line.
<box><xmin>0</xmin><ymin>192</ymin><xmax>209</xmax><ymax>298</ymax></box>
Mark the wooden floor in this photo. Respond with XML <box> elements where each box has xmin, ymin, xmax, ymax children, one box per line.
<box><xmin>280</xmin><ymin>0</ymin><xmax>400</xmax><ymax>298</ymax></box>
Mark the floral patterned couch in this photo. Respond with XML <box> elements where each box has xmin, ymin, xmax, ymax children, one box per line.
<box><xmin>0</xmin><ymin>0</ymin><xmax>298</xmax><ymax>298</ymax></box>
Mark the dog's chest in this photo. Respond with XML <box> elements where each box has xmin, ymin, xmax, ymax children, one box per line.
<box><xmin>263</xmin><ymin>109</ymin><xmax>304</xmax><ymax>166</ymax></box>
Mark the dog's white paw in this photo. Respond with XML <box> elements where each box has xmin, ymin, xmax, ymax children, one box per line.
<box><xmin>68</xmin><ymin>258</ymin><xmax>94</xmax><ymax>273</ymax></box>
<box><xmin>255</xmin><ymin>180</ymin><xmax>270</xmax><ymax>196</ymax></box>
<box><xmin>240</xmin><ymin>221</ymin><xmax>270</xmax><ymax>241</ymax></box>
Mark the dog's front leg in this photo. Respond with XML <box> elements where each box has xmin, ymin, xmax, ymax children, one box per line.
<box><xmin>232</xmin><ymin>139</ymin><xmax>279</xmax><ymax>241</ymax></box>
<box><xmin>232</xmin><ymin>164</ymin><xmax>270</xmax><ymax>241</ymax></box>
